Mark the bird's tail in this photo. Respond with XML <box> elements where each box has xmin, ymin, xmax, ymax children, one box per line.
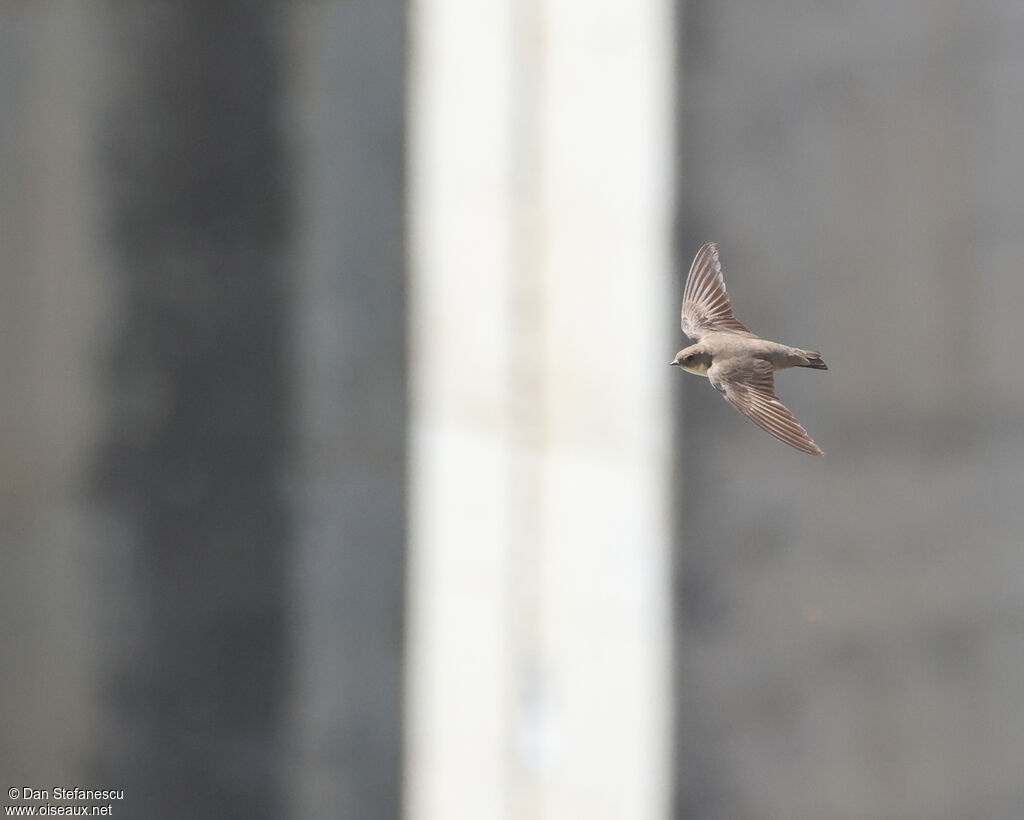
<box><xmin>798</xmin><ymin>349</ymin><xmax>828</xmax><ymax>370</ymax></box>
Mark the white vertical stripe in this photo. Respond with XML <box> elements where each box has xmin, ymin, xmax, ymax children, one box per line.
<box><xmin>407</xmin><ymin>4</ymin><xmax>520</xmax><ymax>819</ymax></box>
<box><xmin>407</xmin><ymin>0</ymin><xmax>674</xmax><ymax>816</ymax></box>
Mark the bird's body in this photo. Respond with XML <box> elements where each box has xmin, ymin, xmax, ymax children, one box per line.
<box><xmin>671</xmin><ymin>242</ymin><xmax>827</xmax><ymax>456</ymax></box>
<box><xmin>675</xmin><ymin>334</ymin><xmax>820</xmax><ymax>377</ymax></box>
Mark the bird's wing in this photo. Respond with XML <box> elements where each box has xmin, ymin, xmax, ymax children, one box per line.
<box><xmin>709</xmin><ymin>358</ymin><xmax>824</xmax><ymax>456</ymax></box>
<box><xmin>681</xmin><ymin>242</ymin><xmax>753</xmax><ymax>340</ymax></box>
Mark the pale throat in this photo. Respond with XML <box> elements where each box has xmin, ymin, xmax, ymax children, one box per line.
<box><xmin>680</xmin><ymin>359</ymin><xmax>710</xmax><ymax>377</ymax></box>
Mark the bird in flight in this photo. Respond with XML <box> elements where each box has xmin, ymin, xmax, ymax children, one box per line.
<box><xmin>671</xmin><ymin>242</ymin><xmax>827</xmax><ymax>456</ymax></box>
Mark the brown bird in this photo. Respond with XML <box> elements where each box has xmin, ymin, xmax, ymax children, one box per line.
<box><xmin>671</xmin><ymin>242</ymin><xmax>827</xmax><ymax>456</ymax></box>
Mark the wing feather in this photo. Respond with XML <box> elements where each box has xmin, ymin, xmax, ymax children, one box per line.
<box><xmin>709</xmin><ymin>361</ymin><xmax>824</xmax><ymax>456</ymax></box>
<box><xmin>681</xmin><ymin>242</ymin><xmax>753</xmax><ymax>340</ymax></box>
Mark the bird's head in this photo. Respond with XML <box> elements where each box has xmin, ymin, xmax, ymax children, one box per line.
<box><xmin>670</xmin><ymin>346</ymin><xmax>711</xmax><ymax>376</ymax></box>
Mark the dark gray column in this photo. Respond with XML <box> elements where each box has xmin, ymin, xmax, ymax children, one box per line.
<box><xmin>284</xmin><ymin>4</ymin><xmax>407</xmax><ymax>820</ymax></box>
<box><xmin>1</xmin><ymin>4</ymin><xmax>409</xmax><ymax>819</ymax></box>
<box><xmin>99</xmin><ymin>6</ymin><xmax>290</xmax><ymax>818</ymax></box>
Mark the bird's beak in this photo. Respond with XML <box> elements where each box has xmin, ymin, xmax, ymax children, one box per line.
<box><xmin>668</xmin><ymin>360</ymin><xmax>678</xmax><ymax>367</ymax></box>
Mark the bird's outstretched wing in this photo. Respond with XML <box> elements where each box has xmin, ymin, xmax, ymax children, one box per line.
<box><xmin>709</xmin><ymin>358</ymin><xmax>824</xmax><ymax>456</ymax></box>
<box><xmin>681</xmin><ymin>242</ymin><xmax>753</xmax><ymax>340</ymax></box>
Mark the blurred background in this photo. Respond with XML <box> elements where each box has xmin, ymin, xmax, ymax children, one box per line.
<box><xmin>3</xmin><ymin>2</ymin><xmax>1023</xmax><ymax>819</ymax></box>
